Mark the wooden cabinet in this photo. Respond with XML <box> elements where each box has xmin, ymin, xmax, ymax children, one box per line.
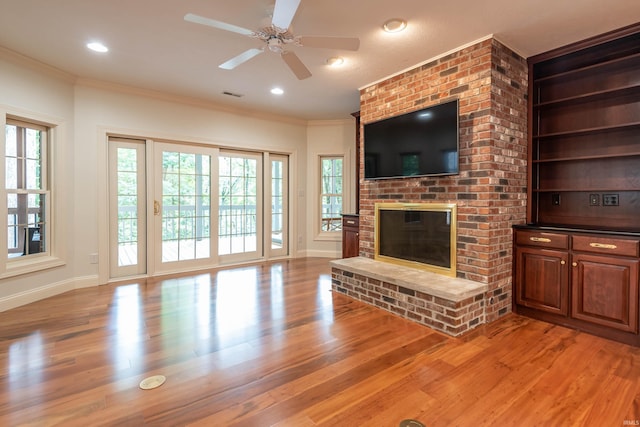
<box><xmin>571</xmin><ymin>252</ymin><xmax>639</xmax><ymax>333</ymax></box>
<box><xmin>341</xmin><ymin>214</ymin><xmax>359</xmax><ymax>258</ymax></box>
<box><xmin>515</xmin><ymin>245</ymin><xmax>569</xmax><ymax>316</ymax></box>
<box><xmin>514</xmin><ymin>24</ymin><xmax>640</xmax><ymax>346</ymax></box>
<box><xmin>513</xmin><ymin>227</ymin><xmax>640</xmax><ymax>345</ymax></box>
<box><xmin>514</xmin><ymin>229</ymin><xmax>569</xmax><ymax>315</ymax></box>
<box><xmin>570</xmin><ymin>234</ymin><xmax>639</xmax><ymax>334</ymax></box>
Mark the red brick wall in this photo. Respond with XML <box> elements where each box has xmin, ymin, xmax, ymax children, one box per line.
<box><xmin>358</xmin><ymin>38</ymin><xmax>528</xmax><ymax>321</ymax></box>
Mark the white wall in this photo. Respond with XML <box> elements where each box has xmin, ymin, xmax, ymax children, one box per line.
<box><xmin>0</xmin><ymin>51</ymin><xmax>355</xmax><ymax>310</ymax></box>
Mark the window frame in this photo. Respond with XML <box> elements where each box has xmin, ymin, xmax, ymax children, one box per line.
<box><xmin>5</xmin><ymin>118</ymin><xmax>49</xmax><ymax>258</ymax></box>
<box><xmin>0</xmin><ymin>110</ymin><xmax>65</xmax><ymax>278</ymax></box>
<box><xmin>317</xmin><ymin>155</ymin><xmax>344</xmax><ymax>239</ymax></box>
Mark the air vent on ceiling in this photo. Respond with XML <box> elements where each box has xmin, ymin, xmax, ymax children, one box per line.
<box><xmin>222</xmin><ymin>91</ymin><xmax>244</xmax><ymax>98</ymax></box>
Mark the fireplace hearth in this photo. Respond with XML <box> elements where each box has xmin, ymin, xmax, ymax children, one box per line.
<box><xmin>375</xmin><ymin>203</ymin><xmax>457</xmax><ymax>277</ymax></box>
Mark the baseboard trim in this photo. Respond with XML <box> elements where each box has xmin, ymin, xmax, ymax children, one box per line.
<box><xmin>0</xmin><ymin>274</ymin><xmax>99</xmax><ymax>312</ymax></box>
<box><xmin>296</xmin><ymin>249</ymin><xmax>338</xmax><ymax>258</ymax></box>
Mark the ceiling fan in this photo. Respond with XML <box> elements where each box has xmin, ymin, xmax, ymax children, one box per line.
<box><xmin>184</xmin><ymin>0</ymin><xmax>360</xmax><ymax>80</ymax></box>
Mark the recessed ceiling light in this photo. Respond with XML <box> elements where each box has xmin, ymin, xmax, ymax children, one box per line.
<box><xmin>271</xmin><ymin>87</ymin><xmax>284</xmax><ymax>95</ymax></box>
<box><xmin>326</xmin><ymin>56</ymin><xmax>345</xmax><ymax>67</ymax></box>
<box><xmin>383</xmin><ymin>18</ymin><xmax>407</xmax><ymax>33</ymax></box>
<box><xmin>87</xmin><ymin>42</ymin><xmax>109</xmax><ymax>53</ymax></box>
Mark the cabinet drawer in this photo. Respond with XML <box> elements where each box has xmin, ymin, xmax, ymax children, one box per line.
<box><xmin>572</xmin><ymin>235</ymin><xmax>639</xmax><ymax>257</ymax></box>
<box><xmin>342</xmin><ymin>216</ymin><xmax>359</xmax><ymax>228</ymax></box>
<box><xmin>515</xmin><ymin>230</ymin><xmax>568</xmax><ymax>249</ymax></box>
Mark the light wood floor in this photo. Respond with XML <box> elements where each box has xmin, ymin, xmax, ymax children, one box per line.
<box><xmin>1</xmin><ymin>258</ymin><xmax>639</xmax><ymax>426</ymax></box>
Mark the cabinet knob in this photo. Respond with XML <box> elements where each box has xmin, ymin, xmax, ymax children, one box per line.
<box><xmin>560</xmin><ymin>260</ymin><xmax>566</xmax><ymax>265</ymax></box>
<box><xmin>572</xmin><ymin>262</ymin><xmax>577</xmax><ymax>267</ymax></box>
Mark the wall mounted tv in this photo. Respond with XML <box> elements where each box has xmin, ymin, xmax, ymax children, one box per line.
<box><xmin>363</xmin><ymin>99</ymin><xmax>459</xmax><ymax>179</ymax></box>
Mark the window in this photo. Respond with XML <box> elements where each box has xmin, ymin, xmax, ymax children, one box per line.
<box><xmin>5</xmin><ymin>118</ymin><xmax>49</xmax><ymax>259</ymax></box>
<box><xmin>320</xmin><ymin>156</ymin><xmax>343</xmax><ymax>232</ymax></box>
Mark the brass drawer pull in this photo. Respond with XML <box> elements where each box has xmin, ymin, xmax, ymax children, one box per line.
<box><xmin>346</xmin><ymin>220</ymin><xmax>355</xmax><ymax>225</ymax></box>
<box><xmin>560</xmin><ymin>260</ymin><xmax>566</xmax><ymax>265</ymax></box>
<box><xmin>589</xmin><ymin>242</ymin><xmax>617</xmax><ymax>250</ymax></box>
<box><xmin>529</xmin><ymin>237</ymin><xmax>551</xmax><ymax>243</ymax></box>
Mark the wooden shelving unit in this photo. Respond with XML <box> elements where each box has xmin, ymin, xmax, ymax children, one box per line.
<box><xmin>514</xmin><ymin>23</ymin><xmax>640</xmax><ymax>346</ymax></box>
<box><xmin>528</xmin><ymin>26</ymin><xmax>640</xmax><ymax>230</ymax></box>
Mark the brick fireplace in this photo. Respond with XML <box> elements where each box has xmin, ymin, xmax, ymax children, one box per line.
<box><xmin>333</xmin><ymin>37</ymin><xmax>528</xmax><ymax>330</ymax></box>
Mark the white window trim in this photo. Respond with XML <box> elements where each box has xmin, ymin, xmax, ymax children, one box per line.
<box><xmin>0</xmin><ymin>107</ymin><xmax>66</xmax><ymax>279</ymax></box>
<box><xmin>316</xmin><ymin>154</ymin><xmax>344</xmax><ymax>241</ymax></box>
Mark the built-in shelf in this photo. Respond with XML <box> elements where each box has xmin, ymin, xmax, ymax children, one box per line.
<box><xmin>533</xmin><ymin>152</ymin><xmax>640</xmax><ymax>163</ymax></box>
<box><xmin>532</xmin><ymin>122</ymin><xmax>640</xmax><ymax>140</ymax></box>
<box><xmin>518</xmin><ymin>24</ymin><xmax>640</xmax><ymax>347</ymax></box>
<box><xmin>533</xmin><ymin>188</ymin><xmax>640</xmax><ymax>193</ymax></box>
<box><xmin>527</xmin><ymin>23</ymin><xmax>640</xmax><ymax>231</ymax></box>
<box><xmin>533</xmin><ymin>84</ymin><xmax>640</xmax><ymax>108</ymax></box>
<box><xmin>533</xmin><ymin>51</ymin><xmax>640</xmax><ymax>83</ymax></box>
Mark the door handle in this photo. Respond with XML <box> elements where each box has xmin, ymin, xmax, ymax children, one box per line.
<box><xmin>154</xmin><ymin>200</ymin><xmax>160</xmax><ymax>216</ymax></box>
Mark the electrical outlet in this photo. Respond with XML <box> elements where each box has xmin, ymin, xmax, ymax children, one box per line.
<box><xmin>589</xmin><ymin>194</ymin><xmax>600</xmax><ymax>206</ymax></box>
<box><xmin>603</xmin><ymin>194</ymin><xmax>619</xmax><ymax>206</ymax></box>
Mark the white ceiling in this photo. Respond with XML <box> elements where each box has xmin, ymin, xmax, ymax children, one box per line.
<box><xmin>0</xmin><ymin>0</ymin><xmax>638</xmax><ymax>121</ymax></box>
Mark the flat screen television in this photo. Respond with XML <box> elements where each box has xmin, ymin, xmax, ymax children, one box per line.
<box><xmin>363</xmin><ymin>99</ymin><xmax>459</xmax><ymax>179</ymax></box>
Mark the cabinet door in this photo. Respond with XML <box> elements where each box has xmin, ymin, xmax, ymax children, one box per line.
<box><xmin>571</xmin><ymin>253</ymin><xmax>639</xmax><ymax>333</ymax></box>
<box><xmin>342</xmin><ymin>227</ymin><xmax>359</xmax><ymax>258</ymax></box>
<box><xmin>515</xmin><ymin>246</ymin><xmax>569</xmax><ymax>315</ymax></box>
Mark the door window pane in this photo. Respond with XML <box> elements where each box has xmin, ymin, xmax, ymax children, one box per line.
<box><xmin>116</xmin><ymin>147</ymin><xmax>139</xmax><ymax>267</ymax></box>
<box><xmin>272</xmin><ymin>159</ymin><xmax>284</xmax><ymax>250</ymax></box>
<box><xmin>219</xmin><ymin>155</ymin><xmax>258</xmax><ymax>255</ymax></box>
<box><xmin>162</xmin><ymin>151</ymin><xmax>211</xmax><ymax>262</ymax></box>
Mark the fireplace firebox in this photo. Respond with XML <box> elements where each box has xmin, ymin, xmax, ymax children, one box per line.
<box><xmin>375</xmin><ymin>203</ymin><xmax>457</xmax><ymax>276</ymax></box>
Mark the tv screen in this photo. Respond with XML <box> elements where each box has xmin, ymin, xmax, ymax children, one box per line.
<box><xmin>363</xmin><ymin>99</ymin><xmax>459</xmax><ymax>179</ymax></box>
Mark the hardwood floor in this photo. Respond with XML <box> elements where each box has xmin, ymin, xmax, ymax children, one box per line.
<box><xmin>1</xmin><ymin>257</ymin><xmax>639</xmax><ymax>426</ymax></box>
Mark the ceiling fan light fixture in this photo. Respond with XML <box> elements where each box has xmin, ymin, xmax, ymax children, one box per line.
<box><xmin>326</xmin><ymin>56</ymin><xmax>344</xmax><ymax>67</ymax></box>
<box><xmin>383</xmin><ymin>18</ymin><xmax>407</xmax><ymax>33</ymax></box>
<box><xmin>267</xmin><ymin>37</ymin><xmax>284</xmax><ymax>53</ymax></box>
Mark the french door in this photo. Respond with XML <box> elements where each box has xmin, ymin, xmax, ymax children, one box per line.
<box><xmin>108</xmin><ymin>139</ymin><xmax>288</xmax><ymax>279</ymax></box>
<box><xmin>269</xmin><ymin>154</ymin><xmax>288</xmax><ymax>257</ymax></box>
<box><xmin>218</xmin><ymin>150</ymin><xmax>263</xmax><ymax>264</ymax></box>
<box><xmin>153</xmin><ymin>142</ymin><xmax>218</xmax><ymax>273</ymax></box>
<box><xmin>108</xmin><ymin>138</ymin><xmax>147</xmax><ymax>278</ymax></box>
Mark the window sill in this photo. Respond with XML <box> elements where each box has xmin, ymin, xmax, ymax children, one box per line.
<box><xmin>1</xmin><ymin>255</ymin><xmax>65</xmax><ymax>279</ymax></box>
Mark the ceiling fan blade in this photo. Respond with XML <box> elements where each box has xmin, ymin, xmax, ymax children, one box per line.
<box><xmin>219</xmin><ymin>48</ymin><xmax>264</xmax><ymax>70</ymax></box>
<box><xmin>184</xmin><ymin>13</ymin><xmax>253</xmax><ymax>36</ymax></box>
<box><xmin>298</xmin><ymin>36</ymin><xmax>360</xmax><ymax>51</ymax></box>
<box><xmin>271</xmin><ymin>0</ymin><xmax>301</xmax><ymax>30</ymax></box>
<box><xmin>281</xmin><ymin>51</ymin><xmax>312</xmax><ymax>80</ymax></box>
